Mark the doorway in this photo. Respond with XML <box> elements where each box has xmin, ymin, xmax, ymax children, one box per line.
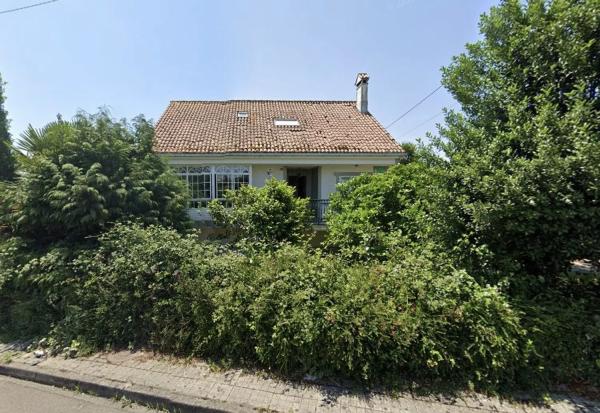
<box><xmin>286</xmin><ymin>167</ymin><xmax>318</xmax><ymax>199</ymax></box>
<box><xmin>287</xmin><ymin>175</ymin><xmax>307</xmax><ymax>198</ymax></box>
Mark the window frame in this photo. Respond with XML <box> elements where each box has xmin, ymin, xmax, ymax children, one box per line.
<box><xmin>335</xmin><ymin>172</ymin><xmax>361</xmax><ymax>185</ymax></box>
<box><xmin>174</xmin><ymin>165</ymin><xmax>252</xmax><ymax>208</ymax></box>
<box><xmin>274</xmin><ymin>119</ymin><xmax>300</xmax><ymax>127</ymax></box>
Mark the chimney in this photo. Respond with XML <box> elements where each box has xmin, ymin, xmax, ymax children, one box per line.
<box><xmin>355</xmin><ymin>73</ymin><xmax>369</xmax><ymax>113</ymax></box>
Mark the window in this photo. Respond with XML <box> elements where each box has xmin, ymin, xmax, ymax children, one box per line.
<box><xmin>174</xmin><ymin>166</ymin><xmax>212</xmax><ymax>208</ymax></box>
<box><xmin>336</xmin><ymin>175</ymin><xmax>354</xmax><ymax>184</ymax></box>
<box><xmin>274</xmin><ymin>119</ymin><xmax>300</xmax><ymax>127</ymax></box>
<box><xmin>174</xmin><ymin>165</ymin><xmax>250</xmax><ymax>208</ymax></box>
<box><xmin>237</xmin><ymin>111</ymin><xmax>249</xmax><ymax>118</ymax></box>
<box><xmin>335</xmin><ymin>172</ymin><xmax>360</xmax><ymax>185</ymax></box>
<box><xmin>214</xmin><ymin>165</ymin><xmax>250</xmax><ymax>199</ymax></box>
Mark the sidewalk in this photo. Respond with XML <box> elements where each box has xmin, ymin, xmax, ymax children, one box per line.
<box><xmin>0</xmin><ymin>343</ymin><xmax>598</xmax><ymax>413</ymax></box>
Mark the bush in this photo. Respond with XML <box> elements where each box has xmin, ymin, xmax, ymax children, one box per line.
<box><xmin>208</xmin><ymin>178</ymin><xmax>312</xmax><ymax>246</ymax></box>
<box><xmin>433</xmin><ymin>0</ymin><xmax>600</xmax><ymax>280</ymax></box>
<box><xmin>0</xmin><ymin>111</ymin><xmax>190</xmax><ymax>242</ymax></box>
<box><xmin>215</xmin><ymin>246</ymin><xmax>527</xmax><ymax>387</ymax></box>
<box><xmin>325</xmin><ymin>162</ymin><xmax>436</xmax><ymax>261</ymax></box>
<box><xmin>0</xmin><ymin>236</ymin><xmax>86</xmax><ymax>339</ymax></box>
<box><xmin>61</xmin><ymin>223</ymin><xmax>226</xmax><ymax>354</ymax></box>
<box><xmin>516</xmin><ymin>276</ymin><xmax>600</xmax><ymax>386</ymax></box>
<box><xmin>38</xmin><ymin>224</ymin><xmax>527</xmax><ymax>389</ymax></box>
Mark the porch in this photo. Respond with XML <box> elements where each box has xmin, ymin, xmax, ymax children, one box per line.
<box><xmin>284</xmin><ymin>167</ymin><xmax>329</xmax><ymax>225</ymax></box>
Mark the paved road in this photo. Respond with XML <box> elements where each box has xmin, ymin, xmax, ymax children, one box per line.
<box><xmin>0</xmin><ymin>375</ymin><xmax>157</xmax><ymax>413</ymax></box>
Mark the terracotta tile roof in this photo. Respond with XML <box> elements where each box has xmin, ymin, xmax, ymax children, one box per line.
<box><xmin>154</xmin><ymin>100</ymin><xmax>403</xmax><ymax>154</ymax></box>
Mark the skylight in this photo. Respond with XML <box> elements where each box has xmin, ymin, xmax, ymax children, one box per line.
<box><xmin>274</xmin><ymin>119</ymin><xmax>300</xmax><ymax>127</ymax></box>
<box><xmin>237</xmin><ymin>111</ymin><xmax>249</xmax><ymax>118</ymax></box>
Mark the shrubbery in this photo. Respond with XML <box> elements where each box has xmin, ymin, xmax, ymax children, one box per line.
<box><xmin>47</xmin><ymin>224</ymin><xmax>528</xmax><ymax>389</ymax></box>
<box><xmin>517</xmin><ymin>283</ymin><xmax>600</xmax><ymax>385</ymax></box>
<box><xmin>433</xmin><ymin>0</ymin><xmax>600</xmax><ymax>280</ymax></box>
<box><xmin>0</xmin><ymin>236</ymin><xmax>87</xmax><ymax>338</ymax></box>
<box><xmin>209</xmin><ymin>178</ymin><xmax>312</xmax><ymax>246</ymax></box>
<box><xmin>325</xmin><ymin>161</ymin><xmax>437</xmax><ymax>261</ymax></box>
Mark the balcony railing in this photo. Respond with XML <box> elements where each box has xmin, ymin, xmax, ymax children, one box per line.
<box><xmin>309</xmin><ymin>199</ymin><xmax>330</xmax><ymax>225</ymax></box>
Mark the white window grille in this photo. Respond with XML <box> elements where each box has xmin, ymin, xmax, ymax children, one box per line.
<box><xmin>214</xmin><ymin>165</ymin><xmax>250</xmax><ymax>199</ymax></box>
<box><xmin>174</xmin><ymin>165</ymin><xmax>250</xmax><ymax>208</ymax></box>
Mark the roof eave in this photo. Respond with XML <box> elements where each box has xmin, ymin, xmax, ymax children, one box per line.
<box><xmin>154</xmin><ymin>151</ymin><xmax>406</xmax><ymax>158</ymax></box>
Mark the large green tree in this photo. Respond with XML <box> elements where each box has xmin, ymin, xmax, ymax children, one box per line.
<box><xmin>435</xmin><ymin>0</ymin><xmax>600</xmax><ymax>280</ymax></box>
<box><xmin>0</xmin><ymin>110</ymin><xmax>190</xmax><ymax>242</ymax></box>
<box><xmin>0</xmin><ymin>74</ymin><xmax>16</xmax><ymax>181</ymax></box>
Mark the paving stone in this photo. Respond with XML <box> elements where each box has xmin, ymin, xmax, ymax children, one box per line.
<box><xmin>208</xmin><ymin>382</ymin><xmax>234</xmax><ymax>402</ymax></box>
<box><xmin>546</xmin><ymin>400</ymin><xmax>585</xmax><ymax>413</ymax></box>
<box><xmin>248</xmin><ymin>389</ymin><xmax>274</xmax><ymax>409</ymax></box>
<box><xmin>2</xmin><ymin>347</ymin><xmax>596</xmax><ymax>413</ymax></box>
<box><xmin>297</xmin><ymin>398</ymin><xmax>319</xmax><ymax>413</ymax></box>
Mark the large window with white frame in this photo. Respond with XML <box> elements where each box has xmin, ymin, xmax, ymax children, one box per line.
<box><xmin>214</xmin><ymin>165</ymin><xmax>250</xmax><ymax>198</ymax></box>
<box><xmin>174</xmin><ymin>165</ymin><xmax>250</xmax><ymax>208</ymax></box>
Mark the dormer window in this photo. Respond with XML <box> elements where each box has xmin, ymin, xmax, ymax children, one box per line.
<box><xmin>237</xmin><ymin>111</ymin><xmax>249</xmax><ymax>119</ymax></box>
<box><xmin>274</xmin><ymin>119</ymin><xmax>300</xmax><ymax>127</ymax></box>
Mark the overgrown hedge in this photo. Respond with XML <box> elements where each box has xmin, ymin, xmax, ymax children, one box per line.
<box><xmin>2</xmin><ymin>224</ymin><xmax>599</xmax><ymax>389</ymax></box>
<box><xmin>2</xmin><ymin>224</ymin><xmax>527</xmax><ymax>388</ymax></box>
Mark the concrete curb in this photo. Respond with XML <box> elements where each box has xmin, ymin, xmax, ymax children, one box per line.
<box><xmin>0</xmin><ymin>361</ymin><xmax>256</xmax><ymax>413</ymax></box>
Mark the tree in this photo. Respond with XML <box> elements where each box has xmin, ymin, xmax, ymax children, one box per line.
<box><xmin>0</xmin><ymin>110</ymin><xmax>190</xmax><ymax>242</ymax></box>
<box><xmin>434</xmin><ymin>0</ymin><xmax>600</xmax><ymax>280</ymax></box>
<box><xmin>0</xmin><ymin>74</ymin><xmax>16</xmax><ymax>181</ymax></box>
<box><xmin>398</xmin><ymin>141</ymin><xmax>417</xmax><ymax>163</ymax></box>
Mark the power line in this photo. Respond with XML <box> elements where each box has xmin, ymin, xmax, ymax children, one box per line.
<box><xmin>0</xmin><ymin>0</ymin><xmax>58</xmax><ymax>15</ymax></box>
<box><xmin>400</xmin><ymin>111</ymin><xmax>444</xmax><ymax>136</ymax></box>
<box><xmin>385</xmin><ymin>84</ymin><xmax>443</xmax><ymax>129</ymax></box>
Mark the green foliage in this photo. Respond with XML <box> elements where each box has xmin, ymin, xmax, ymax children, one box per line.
<box><xmin>0</xmin><ymin>236</ymin><xmax>87</xmax><ymax>339</ymax></box>
<box><xmin>516</xmin><ymin>275</ymin><xmax>600</xmax><ymax>385</ymax></box>
<box><xmin>434</xmin><ymin>0</ymin><xmax>600</xmax><ymax>279</ymax></box>
<box><xmin>61</xmin><ymin>224</ymin><xmax>224</xmax><ymax>353</ymax></box>
<box><xmin>325</xmin><ymin>162</ymin><xmax>435</xmax><ymax>260</ymax></box>
<box><xmin>3</xmin><ymin>221</ymin><xmax>597</xmax><ymax>388</ymax></box>
<box><xmin>0</xmin><ymin>74</ymin><xmax>16</xmax><ymax>181</ymax></box>
<box><xmin>208</xmin><ymin>178</ymin><xmax>312</xmax><ymax>246</ymax></box>
<box><xmin>398</xmin><ymin>141</ymin><xmax>417</xmax><ymax>162</ymax></box>
<box><xmin>215</xmin><ymin>245</ymin><xmax>527</xmax><ymax>387</ymax></box>
<box><xmin>0</xmin><ymin>110</ymin><xmax>190</xmax><ymax>242</ymax></box>
<box><xmin>40</xmin><ymin>224</ymin><xmax>526</xmax><ymax>389</ymax></box>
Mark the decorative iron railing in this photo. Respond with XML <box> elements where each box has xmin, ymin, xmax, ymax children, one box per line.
<box><xmin>309</xmin><ymin>199</ymin><xmax>330</xmax><ymax>225</ymax></box>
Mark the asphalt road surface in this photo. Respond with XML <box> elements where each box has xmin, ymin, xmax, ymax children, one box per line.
<box><xmin>0</xmin><ymin>375</ymin><xmax>158</xmax><ymax>412</ymax></box>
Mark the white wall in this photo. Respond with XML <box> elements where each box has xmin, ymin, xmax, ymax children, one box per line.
<box><xmin>252</xmin><ymin>165</ymin><xmax>286</xmax><ymax>187</ymax></box>
<box><xmin>318</xmin><ymin>164</ymin><xmax>377</xmax><ymax>199</ymax></box>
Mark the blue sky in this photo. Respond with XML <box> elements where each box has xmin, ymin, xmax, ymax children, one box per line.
<box><xmin>0</xmin><ymin>0</ymin><xmax>498</xmax><ymax>143</ymax></box>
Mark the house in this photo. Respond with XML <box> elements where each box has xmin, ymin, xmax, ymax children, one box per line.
<box><xmin>153</xmin><ymin>73</ymin><xmax>405</xmax><ymax>225</ymax></box>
